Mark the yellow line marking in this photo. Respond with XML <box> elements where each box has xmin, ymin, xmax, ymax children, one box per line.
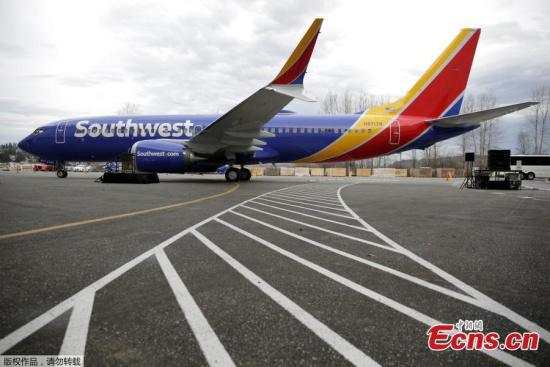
<box><xmin>0</xmin><ymin>183</ymin><xmax>240</xmax><ymax>240</ymax></box>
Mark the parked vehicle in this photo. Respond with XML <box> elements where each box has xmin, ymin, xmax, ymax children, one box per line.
<box><xmin>72</xmin><ymin>165</ymin><xmax>91</xmax><ymax>172</ymax></box>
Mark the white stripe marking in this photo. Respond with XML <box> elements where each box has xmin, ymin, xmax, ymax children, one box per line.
<box><xmin>255</xmin><ymin>198</ymin><xmax>355</xmax><ymax>219</ymax></box>
<box><xmin>336</xmin><ymin>185</ymin><xmax>550</xmax><ymax>343</ymax></box>
<box><xmin>156</xmin><ymin>249</ymin><xmax>235</xmax><ymax>367</ymax></box>
<box><xmin>236</xmin><ymin>206</ymin><xmax>398</xmax><ymax>253</ymax></box>
<box><xmin>192</xmin><ymin>230</ymin><xmax>380</xmax><ymax>367</ymax></box>
<box><xmin>276</xmin><ymin>188</ymin><xmax>343</xmax><ymax>199</ymax></box>
<box><xmin>215</xmin><ymin>218</ymin><xmax>529</xmax><ymax>367</ymax></box>
<box><xmin>274</xmin><ymin>191</ymin><xmax>343</xmax><ymax>202</ymax></box>
<box><xmin>264</xmin><ymin>195</ymin><xmax>349</xmax><ymax>211</ymax></box>
<box><xmin>60</xmin><ymin>291</ymin><xmax>95</xmax><ymax>356</ymax></box>
<box><xmin>245</xmin><ymin>202</ymin><xmax>371</xmax><ymax>232</ymax></box>
<box><xmin>268</xmin><ymin>192</ymin><xmax>342</xmax><ymax>205</ymax></box>
<box><xmin>229</xmin><ymin>210</ymin><xmax>491</xmax><ymax>305</ymax></box>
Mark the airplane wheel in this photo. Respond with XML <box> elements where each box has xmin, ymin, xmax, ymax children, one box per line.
<box><xmin>526</xmin><ymin>172</ymin><xmax>535</xmax><ymax>180</ymax></box>
<box><xmin>240</xmin><ymin>168</ymin><xmax>252</xmax><ymax>181</ymax></box>
<box><xmin>225</xmin><ymin>168</ymin><xmax>240</xmax><ymax>182</ymax></box>
<box><xmin>57</xmin><ymin>169</ymin><xmax>67</xmax><ymax>178</ymax></box>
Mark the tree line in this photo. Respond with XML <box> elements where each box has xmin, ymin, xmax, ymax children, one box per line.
<box><xmin>0</xmin><ymin>142</ymin><xmax>36</xmax><ymax>163</ymax></box>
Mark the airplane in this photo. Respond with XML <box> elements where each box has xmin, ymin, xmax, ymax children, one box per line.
<box><xmin>18</xmin><ymin>18</ymin><xmax>537</xmax><ymax>182</ymax></box>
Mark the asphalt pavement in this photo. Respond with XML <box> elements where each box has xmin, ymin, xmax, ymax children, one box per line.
<box><xmin>0</xmin><ymin>171</ymin><xmax>549</xmax><ymax>366</ymax></box>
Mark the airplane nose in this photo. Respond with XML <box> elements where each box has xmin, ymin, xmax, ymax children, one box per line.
<box><xmin>18</xmin><ymin>139</ymin><xmax>26</xmax><ymax>151</ymax></box>
<box><xmin>18</xmin><ymin>137</ymin><xmax>31</xmax><ymax>153</ymax></box>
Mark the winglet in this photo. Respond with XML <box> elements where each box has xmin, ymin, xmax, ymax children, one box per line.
<box><xmin>271</xmin><ymin>18</ymin><xmax>323</xmax><ymax>85</ymax></box>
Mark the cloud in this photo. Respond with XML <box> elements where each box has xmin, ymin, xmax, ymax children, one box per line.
<box><xmin>0</xmin><ymin>42</ymin><xmax>27</xmax><ymax>59</ymax></box>
<box><xmin>0</xmin><ymin>98</ymin><xmax>67</xmax><ymax>117</ymax></box>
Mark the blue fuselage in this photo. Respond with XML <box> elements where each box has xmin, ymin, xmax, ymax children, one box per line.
<box><xmin>19</xmin><ymin>113</ymin><xmax>472</xmax><ymax>171</ymax></box>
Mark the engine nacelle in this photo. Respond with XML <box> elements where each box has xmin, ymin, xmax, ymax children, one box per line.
<box><xmin>131</xmin><ymin>140</ymin><xmax>202</xmax><ymax>173</ymax></box>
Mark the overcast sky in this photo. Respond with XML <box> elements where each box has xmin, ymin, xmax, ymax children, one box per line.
<box><xmin>1</xmin><ymin>0</ymin><xmax>549</xmax><ymax>151</ymax></box>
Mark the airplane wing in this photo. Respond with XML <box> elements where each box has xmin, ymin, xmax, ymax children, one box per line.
<box><xmin>427</xmin><ymin>102</ymin><xmax>538</xmax><ymax>127</ymax></box>
<box><xmin>182</xmin><ymin>18</ymin><xmax>323</xmax><ymax>156</ymax></box>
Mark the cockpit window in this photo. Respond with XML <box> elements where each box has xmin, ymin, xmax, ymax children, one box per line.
<box><xmin>33</xmin><ymin>128</ymin><xmax>44</xmax><ymax>135</ymax></box>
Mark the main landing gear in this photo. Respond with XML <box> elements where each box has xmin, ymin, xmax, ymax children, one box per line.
<box><xmin>56</xmin><ymin>169</ymin><xmax>68</xmax><ymax>178</ymax></box>
<box><xmin>225</xmin><ymin>167</ymin><xmax>252</xmax><ymax>182</ymax></box>
<box><xmin>56</xmin><ymin>162</ymin><xmax>68</xmax><ymax>178</ymax></box>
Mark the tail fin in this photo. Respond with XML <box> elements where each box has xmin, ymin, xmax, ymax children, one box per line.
<box><xmin>372</xmin><ymin>28</ymin><xmax>481</xmax><ymax>118</ymax></box>
<box><xmin>271</xmin><ymin>18</ymin><xmax>323</xmax><ymax>85</ymax></box>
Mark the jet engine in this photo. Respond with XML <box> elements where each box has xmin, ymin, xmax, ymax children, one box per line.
<box><xmin>131</xmin><ymin>140</ymin><xmax>204</xmax><ymax>173</ymax></box>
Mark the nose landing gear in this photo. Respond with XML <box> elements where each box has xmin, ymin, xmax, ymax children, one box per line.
<box><xmin>56</xmin><ymin>161</ymin><xmax>68</xmax><ymax>178</ymax></box>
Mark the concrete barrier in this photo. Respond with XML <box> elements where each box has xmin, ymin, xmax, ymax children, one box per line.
<box><xmin>410</xmin><ymin>168</ymin><xmax>433</xmax><ymax>177</ymax></box>
<box><xmin>280</xmin><ymin>167</ymin><xmax>295</xmax><ymax>176</ymax></box>
<box><xmin>294</xmin><ymin>167</ymin><xmax>310</xmax><ymax>177</ymax></box>
<box><xmin>372</xmin><ymin>168</ymin><xmax>396</xmax><ymax>177</ymax></box>
<box><xmin>264</xmin><ymin>167</ymin><xmax>280</xmax><ymax>176</ymax></box>
<box><xmin>310</xmin><ymin>168</ymin><xmax>324</xmax><ymax>176</ymax></box>
<box><xmin>250</xmin><ymin>167</ymin><xmax>265</xmax><ymax>176</ymax></box>
<box><xmin>395</xmin><ymin>169</ymin><xmax>408</xmax><ymax>177</ymax></box>
<box><xmin>326</xmin><ymin>168</ymin><xmax>347</xmax><ymax>177</ymax></box>
<box><xmin>356</xmin><ymin>169</ymin><xmax>371</xmax><ymax>177</ymax></box>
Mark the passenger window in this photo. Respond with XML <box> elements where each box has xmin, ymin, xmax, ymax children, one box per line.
<box><xmin>307</xmin><ymin>128</ymin><xmax>312</xmax><ymax>133</ymax></box>
<box><xmin>278</xmin><ymin>128</ymin><xmax>283</xmax><ymax>133</ymax></box>
<box><xmin>368</xmin><ymin>129</ymin><xmax>372</xmax><ymax>134</ymax></box>
<box><xmin>327</xmin><ymin>128</ymin><xmax>332</xmax><ymax>133</ymax></box>
<box><xmin>300</xmin><ymin>128</ymin><xmax>305</xmax><ymax>133</ymax></box>
<box><xmin>292</xmin><ymin>128</ymin><xmax>297</xmax><ymax>133</ymax></box>
<box><xmin>361</xmin><ymin>129</ymin><xmax>365</xmax><ymax>134</ymax></box>
<box><xmin>314</xmin><ymin>128</ymin><xmax>319</xmax><ymax>133</ymax></box>
<box><xmin>355</xmin><ymin>129</ymin><xmax>358</xmax><ymax>133</ymax></box>
<box><xmin>285</xmin><ymin>128</ymin><xmax>290</xmax><ymax>133</ymax></box>
<box><xmin>320</xmin><ymin>128</ymin><xmax>325</xmax><ymax>134</ymax></box>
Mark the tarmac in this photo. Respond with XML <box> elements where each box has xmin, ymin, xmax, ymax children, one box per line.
<box><xmin>0</xmin><ymin>171</ymin><xmax>549</xmax><ymax>366</ymax></box>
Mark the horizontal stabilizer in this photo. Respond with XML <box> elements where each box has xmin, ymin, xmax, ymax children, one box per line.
<box><xmin>427</xmin><ymin>102</ymin><xmax>538</xmax><ymax>127</ymax></box>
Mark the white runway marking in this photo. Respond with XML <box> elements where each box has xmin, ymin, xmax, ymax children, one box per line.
<box><xmin>60</xmin><ymin>291</ymin><xmax>95</xmax><ymax>356</ymax></box>
<box><xmin>246</xmin><ymin>202</ymin><xmax>371</xmax><ymax>231</ymax></box>
<box><xmin>255</xmin><ymin>197</ymin><xmax>355</xmax><ymax>218</ymax></box>
<box><xmin>238</xmin><ymin>205</ymin><xmax>395</xmax><ymax>252</ymax></box>
<box><xmin>214</xmin><ymin>218</ymin><xmax>531</xmax><ymax>367</ymax></box>
<box><xmin>226</xmin><ymin>211</ymin><xmax>482</xmax><ymax>303</ymax></box>
<box><xmin>156</xmin><ymin>249</ymin><xmax>235</xmax><ymax>367</ymax></box>
<box><xmin>263</xmin><ymin>195</ymin><xmax>349</xmax><ymax>211</ymax></box>
<box><xmin>193</xmin><ymin>229</ymin><xmax>380</xmax><ymax>367</ymax></box>
<box><xmin>267</xmin><ymin>192</ymin><xmax>343</xmax><ymax>206</ymax></box>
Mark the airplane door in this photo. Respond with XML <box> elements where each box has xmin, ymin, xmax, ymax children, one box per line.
<box><xmin>194</xmin><ymin>125</ymin><xmax>202</xmax><ymax>136</ymax></box>
<box><xmin>389</xmin><ymin>120</ymin><xmax>400</xmax><ymax>145</ymax></box>
<box><xmin>55</xmin><ymin>120</ymin><xmax>68</xmax><ymax>144</ymax></box>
